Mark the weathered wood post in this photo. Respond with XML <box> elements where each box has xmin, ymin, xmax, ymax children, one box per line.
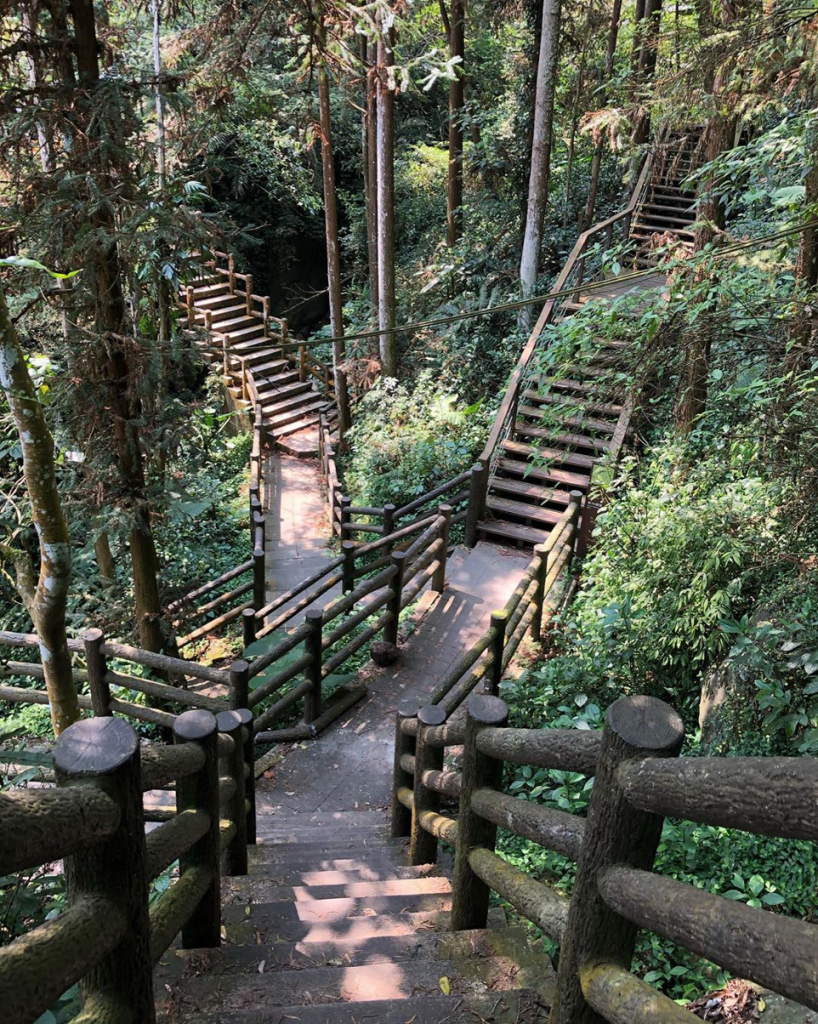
<box><xmin>451</xmin><ymin>694</ymin><xmax>508</xmax><ymax>930</ymax></box>
<box><xmin>228</xmin><ymin>253</ymin><xmax>235</xmax><ymax>293</ymax></box>
<box><xmin>222</xmin><ymin>335</ymin><xmax>229</xmax><ymax>379</ymax></box>
<box><xmin>410</xmin><ymin>704</ymin><xmax>447</xmax><ymax>865</ymax></box>
<box><xmin>549</xmin><ymin>695</ymin><xmax>684</xmax><ymax>1024</ymax></box>
<box><xmin>382</xmin><ymin>503</ymin><xmax>395</xmax><ymax>548</ymax></box>
<box><xmin>299</xmin><ymin>344</ymin><xmax>307</xmax><ymax>382</ymax></box>
<box><xmin>391</xmin><ymin>698</ymin><xmax>419</xmax><ymax>838</ymax></box>
<box><xmin>245</xmin><ymin>275</ymin><xmax>253</xmax><ymax>316</ymax></box>
<box><xmin>174</xmin><ymin>710</ymin><xmax>221</xmax><ymax>949</ymax></box>
<box><xmin>487</xmin><ymin>611</ymin><xmax>508</xmax><ymax>696</ymax></box>
<box><xmin>84</xmin><ymin>628</ymin><xmax>111</xmax><ymax>717</ymax></box>
<box><xmin>342</xmin><ymin>540</ymin><xmax>357</xmax><ymax>594</ymax></box>
<box><xmin>432</xmin><ymin>504</ymin><xmax>452</xmax><ymax>593</ymax></box>
<box><xmin>186</xmin><ymin>286</ymin><xmax>195</xmax><ymax>328</ymax></box>
<box><xmin>303</xmin><ymin>608</ymin><xmax>324</xmax><ymax>725</ymax></box>
<box><xmin>242</xmin><ymin>607</ymin><xmax>258</xmax><ymax>649</ymax></box>
<box><xmin>235</xmin><ymin>707</ymin><xmax>256</xmax><ymax>845</ymax></box>
<box><xmin>531</xmin><ymin>543</ymin><xmax>548</xmax><ymax>643</ymax></box>
<box><xmin>262</xmin><ymin>296</ymin><xmax>270</xmax><ymax>338</ymax></box>
<box><xmin>339</xmin><ymin>496</ymin><xmax>351</xmax><ymax>540</ymax></box>
<box><xmin>55</xmin><ymin>717</ymin><xmax>155</xmax><ymax>1021</ymax></box>
<box><xmin>228</xmin><ymin>659</ymin><xmax>250</xmax><ymax>711</ymax></box>
<box><xmin>217</xmin><ymin>709</ymin><xmax>249</xmax><ymax>876</ymax></box>
<box><xmin>204</xmin><ymin>310</ymin><xmax>213</xmax><ymax>334</ymax></box>
<box><xmin>253</xmin><ymin>543</ymin><xmax>265</xmax><ymax>612</ymax></box>
<box><xmin>575</xmin><ymin>492</ymin><xmax>596</xmax><ymax>561</ymax></box>
<box><xmin>385</xmin><ymin>551</ymin><xmax>406</xmax><ymax>647</ymax></box>
<box><xmin>464</xmin><ymin>463</ymin><xmax>487</xmax><ymax>547</ymax></box>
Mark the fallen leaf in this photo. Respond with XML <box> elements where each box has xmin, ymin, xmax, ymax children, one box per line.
<box><xmin>439</xmin><ymin>976</ymin><xmax>451</xmax><ymax>995</ymax></box>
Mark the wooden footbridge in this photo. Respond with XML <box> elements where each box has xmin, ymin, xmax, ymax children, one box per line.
<box><xmin>3</xmin><ymin>132</ymin><xmax>816</xmax><ymax>1023</ymax></box>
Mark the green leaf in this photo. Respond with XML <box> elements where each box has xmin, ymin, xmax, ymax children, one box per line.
<box><xmin>0</xmin><ymin>256</ymin><xmax>80</xmax><ymax>279</ymax></box>
<box><xmin>761</xmin><ymin>892</ymin><xmax>786</xmax><ymax>905</ymax></box>
<box><xmin>748</xmin><ymin>874</ymin><xmax>765</xmax><ymax>897</ymax></box>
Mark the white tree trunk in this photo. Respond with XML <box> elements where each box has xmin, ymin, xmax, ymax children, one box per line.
<box><xmin>519</xmin><ymin>0</ymin><xmax>562</xmax><ymax>328</ymax></box>
<box><xmin>376</xmin><ymin>27</ymin><xmax>397</xmax><ymax>376</ymax></box>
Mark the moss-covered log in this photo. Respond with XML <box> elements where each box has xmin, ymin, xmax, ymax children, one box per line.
<box><xmin>144</xmin><ymin>809</ymin><xmax>210</xmax><ymax>881</ymax></box>
<box><xmin>468</xmin><ymin>846</ymin><xmax>568</xmax><ymax>942</ymax></box>
<box><xmin>579</xmin><ymin>962</ymin><xmax>695</xmax><ymax>1023</ymax></box>
<box><xmin>149</xmin><ymin>864</ymin><xmax>213</xmax><ymax>965</ymax></box>
<box><xmin>477</xmin><ymin>726</ymin><xmax>601</xmax><ymax>775</ymax></box>
<box><xmin>471</xmin><ymin>786</ymin><xmax>584</xmax><ymax>861</ymax></box>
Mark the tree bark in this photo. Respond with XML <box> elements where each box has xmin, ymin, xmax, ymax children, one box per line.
<box><xmin>69</xmin><ymin>0</ymin><xmax>169</xmax><ymax>655</ymax></box>
<box><xmin>445</xmin><ymin>0</ymin><xmax>465</xmax><ymax>245</ymax></box>
<box><xmin>151</xmin><ymin>0</ymin><xmax>166</xmax><ymax>190</ymax></box>
<box><xmin>94</xmin><ymin>532</ymin><xmax>115</xmax><ymax>580</ymax></box>
<box><xmin>563</xmin><ymin>4</ymin><xmax>592</xmax><ymax>227</ymax></box>
<box><xmin>316</xmin><ymin>10</ymin><xmax>351</xmax><ymax>441</ymax></box>
<box><xmin>630</xmin><ymin>0</ymin><xmax>663</xmax><ymax>149</ymax></box>
<box><xmin>362</xmin><ymin>37</ymin><xmax>379</xmax><ymax>339</ymax></box>
<box><xmin>584</xmin><ymin>0</ymin><xmax>622</xmax><ymax>227</ymax></box>
<box><xmin>0</xmin><ymin>281</ymin><xmax>78</xmax><ymax>735</ymax></box>
<box><xmin>376</xmin><ymin>23</ymin><xmax>397</xmax><ymax>376</ymax></box>
<box><xmin>519</xmin><ymin>0</ymin><xmax>561</xmax><ymax>327</ymax></box>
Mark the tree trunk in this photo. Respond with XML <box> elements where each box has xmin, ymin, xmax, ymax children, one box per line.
<box><xmin>362</xmin><ymin>37</ymin><xmax>379</xmax><ymax>339</ymax></box>
<box><xmin>376</xmin><ymin>24</ymin><xmax>397</xmax><ymax>376</ymax></box>
<box><xmin>518</xmin><ymin>0</ymin><xmax>561</xmax><ymax>327</ymax></box>
<box><xmin>69</xmin><ymin>0</ymin><xmax>170</xmax><ymax>655</ymax></box>
<box><xmin>95</xmin><ymin>531</ymin><xmax>115</xmax><ymax>580</ymax></box>
<box><xmin>784</xmin><ymin>130</ymin><xmax>818</xmax><ymax>374</ymax></box>
<box><xmin>151</xmin><ymin>0</ymin><xmax>166</xmax><ymax>190</ymax></box>
<box><xmin>317</xmin><ymin>12</ymin><xmax>351</xmax><ymax>441</ymax></box>
<box><xmin>584</xmin><ymin>0</ymin><xmax>622</xmax><ymax>227</ymax></box>
<box><xmin>0</xmin><ymin>281</ymin><xmax>78</xmax><ymax>735</ymax></box>
<box><xmin>630</xmin><ymin>0</ymin><xmax>663</xmax><ymax>149</ymax></box>
<box><xmin>563</xmin><ymin>7</ymin><xmax>591</xmax><ymax>227</ymax></box>
<box><xmin>445</xmin><ymin>0</ymin><xmax>465</xmax><ymax>245</ymax></box>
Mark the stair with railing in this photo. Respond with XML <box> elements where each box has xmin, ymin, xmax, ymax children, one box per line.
<box><xmin>180</xmin><ymin>252</ymin><xmax>336</xmax><ymax>441</ymax></box>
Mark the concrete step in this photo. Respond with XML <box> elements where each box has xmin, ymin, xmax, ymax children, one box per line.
<box><xmin>157</xmin><ymin>990</ymin><xmax>549</xmax><ymax>1023</ymax></box>
<box><xmin>221</xmin><ymin>890</ymin><xmax>453</xmax><ymax>930</ymax></box>
<box><xmin>155</xmin><ymin>953</ymin><xmax>552</xmax><ymax>1015</ymax></box>
<box><xmin>223</xmin><ymin>874</ymin><xmax>452</xmax><ymax>906</ymax></box>
<box><xmin>235</xmin><ymin>860</ymin><xmax>447</xmax><ymax>889</ymax></box>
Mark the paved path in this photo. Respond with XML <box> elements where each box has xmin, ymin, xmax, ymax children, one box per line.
<box><xmin>256</xmin><ymin>541</ymin><xmax>531</xmax><ymax>825</ymax></box>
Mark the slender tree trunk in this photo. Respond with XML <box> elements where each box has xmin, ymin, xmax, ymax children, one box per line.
<box><xmin>630</xmin><ymin>0</ymin><xmax>663</xmax><ymax>148</ymax></box>
<box><xmin>563</xmin><ymin>6</ymin><xmax>592</xmax><ymax>227</ymax></box>
<box><xmin>376</xmin><ymin>24</ymin><xmax>397</xmax><ymax>376</ymax></box>
<box><xmin>0</xmin><ymin>281</ymin><xmax>78</xmax><ymax>735</ymax></box>
<box><xmin>445</xmin><ymin>0</ymin><xmax>465</xmax><ymax>245</ymax></box>
<box><xmin>152</xmin><ymin>0</ymin><xmax>166</xmax><ymax>189</ymax></box>
<box><xmin>584</xmin><ymin>0</ymin><xmax>622</xmax><ymax>227</ymax></box>
<box><xmin>69</xmin><ymin>0</ymin><xmax>169</xmax><ymax>654</ymax></box>
<box><xmin>317</xmin><ymin>12</ymin><xmax>351</xmax><ymax>440</ymax></box>
<box><xmin>95</xmin><ymin>531</ymin><xmax>115</xmax><ymax>580</ymax></box>
<box><xmin>519</xmin><ymin>0</ymin><xmax>561</xmax><ymax>327</ymax></box>
<box><xmin>362</xmin><ymin>37</ymin><xmax>379</xmax><ymax>338</ymax></box>
<box><xmin>22</xmin><ymin>3</ymin><xmax>54</xmax><ymax>173</ymax></box>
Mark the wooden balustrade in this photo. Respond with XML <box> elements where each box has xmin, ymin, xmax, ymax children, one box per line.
<box><xmin>391</xmin><ymin>689</ymin><xmax>818</xmax><ymax>1021</ymax></box>
<box><xmin>0</xmin><ymin>706</ymin><xmax>256</xmax><ymax>1024</ymax></box>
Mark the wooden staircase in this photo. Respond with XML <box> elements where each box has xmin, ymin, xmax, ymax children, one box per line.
<box><xmin>181</xmin><ymin>256</ymin><xmax>334</xmax><ymax>441</ymax></box>
<box><xmin>155</xmin><ymin>810</ymin><xmax>553</xmax><ymax>1021</ymax></box>
<box><xmin>630</xmin><ymin>131</ymin><xmax>698</xmax><ymax>265</ymax></box>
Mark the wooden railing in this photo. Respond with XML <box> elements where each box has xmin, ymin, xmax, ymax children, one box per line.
<box><xmin>392</xmin><ymin>691</ymin><xmax>818</xmax><ymax>1022</ymax></box>
<box><xmin>0</xmin><ymin>706</ymin><xmax>255</xmax><ymax>1024</ymax></box>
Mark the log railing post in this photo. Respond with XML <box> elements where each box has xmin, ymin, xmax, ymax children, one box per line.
<box><xmin>222</xmin><ymin>335</ymin><xmax>229</xmax><ymax>379</ymax></box>
<box><xmin>464</xmin><ymin>463</ymin><xmax>487</xmax><ymax>547</ymax></box>
<box><xmin>340</xmin><ymin>495</ymin><xmax>351</xmax><ymax>540</ymax></box>
<box><xmin>342</xmin><ymin>540</ymin><xmax>356</xmax><ymax>594</ymax></box>
<box><xmin>299</xmin><ymin>344</ymin><xmax>307</xmax><ymax>382</ymax></box>
<box><xmin>384</xmin><ymin>551</ymin><xmax>406</xmax><ymax>647</ymax></box>
<box><xmin>174</xmin><ymin>710</ymin><xmax>221</xmax><ymax>949</ymax></box>
<box><xmin>242</xmin><ymin>607</ymin><xmax>257</xmax><ymax>649</ymax></box>
<box><xmin>410</xmin><ymin>705</ymin><xmax>447</xmax><ymax>865</ymax></box>
<box><xmin>382</xmin><ymin>503</ymin><xmax>395</xmax><ymax>547</ymax></box>
<box><xmin>303</xmin><ymin>608</ymin><xmax>323</xmax><ymax>725</ymax></box>
<box><xmin>451</xmin><ymin>694</ymin><xmax>509</xmax><ymax>930</ymax></box>
<box><xmin>253</xmin><ymin>542</ymin><xmax>265</xmax><ymax>612</ymax></box>
<box><xmin>186</xmin><ymin>286</ymin><xmax>195</xmax><ymax>329</ymax></box>
<box><xmin>549</xmin><ymin>696</ymin><xmax>684</xmax><ymax>1024</ymax></box>
<box><xmin>391</xmin><ymin>699</ymin><xmax>419</xmax><ymax>838</ymax></box>
<box><xmin>217</xmin><ymin>710</ymin><xmax>248</xmax><ymax>876</ymax></box>
<box><xmin>55</xmin><ymin>717</ymin><xmax>155</xmax><ymax>1020</ymax></box>
<box><xmin>228</xmin><ymin>659</ymin><xmax>250</xmax><ymax>711</ymax></box>
<box><xmin>204</xmin><ymin>310</ymin><xmax>213</xmax><ymax>335</ymax></box>
<box><xmin>432</xmin><ymin>504</ymin><xmax>452</xmax><ymax>593</ymax></box>
<box><xmin>236</xmin><ymin>707</ymin><xmax>256</xmax><ymax>845</ymax></box>
<box><xmin>84</xmin><ymin>628</ymin><xmax>111</xmax><ymax>717</ymax></box>
<box><xmin>262</xmin><ymin>296</ymin><xmax>270</xmax><ymax>338</ymax></box>
<box><xmin>245</xmin><ymin>275</ymin><xmax>253</xmax><ymax>316</ymax></box>
<box><xmin>531</xmin><ymin>542</ymin><xmax>548</xmax><ymax>643</ymax></box>
<box><xmin>487</xmin><ymin>610</ymin><xmax>508</xmax><ymax>696</ymax></box>
<box><xmin>228</xmin><ymin>253</ymin><xmax>235</xmax><ymax>293</ymax></box>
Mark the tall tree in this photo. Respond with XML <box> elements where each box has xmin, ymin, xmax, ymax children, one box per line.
<box><xmin>630</xmin><ymin>0</ymin><xmax>663</xmax><ymax>149</ymax></box>
<box><xmin>152</xmin><ymin>0</ymin><xmax>166</xmax><ymax>189</ymax></box>
<box><xmin>68</xmin><ymin>0</ymin><xmax>170</xmax><ymax>654</ymax></box>
<box><xmin>584</xmin><ymin>0</ymin><xmax>622</xmax><ymax>227</ymax></box>
<box><xmin>442</xmin><ymin>0</ymin><xmax>465</xmax><ymax>245</ymax></box>
<box><xmin>361</xmin><ymin>36</ymin><xmax>379</xmax><ymax>334</ymax></box>
<box><xmin>519</xmin><ymin>0</ymin><xmax>561</xmax><ymax>326</ymax></box>
<box><xmin>316</xmin><ymin>7</ymin><xmax>351</xmax><ymax>438</ymax></box>
<box><xmin>376</xmin><ymin>19</ymin><xmax>397</xmax><ymax>375</ymax></box>
<box><xmin>0</xmin><ymin>274</ymin><xmax>78</xmax><ymax>734</ymax></box>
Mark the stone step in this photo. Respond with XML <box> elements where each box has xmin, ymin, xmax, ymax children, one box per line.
<box><xmin>224</xmin><ymin>874</ymin><xmax>453</xmax><ymax>907</ymax></box>
<box><xmin>158</xmin><ymin>990</ymin><xmax>549</xmax><ymax>1023</ymax></box>
<box><xmin>155</xmin><ymin>953</ymin><xmax>552</xmax><ymax>1016</ymax></box>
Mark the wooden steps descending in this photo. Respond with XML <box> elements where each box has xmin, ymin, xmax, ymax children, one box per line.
<box><xmin>155</xmin><ymin>811</ymin><xmax>554</xmax><ymax>1021</ymax></box>
<box><xmin>181</xmin><ymin>263</ymin><xmax>335</xmax><ymax>443</ymax></box>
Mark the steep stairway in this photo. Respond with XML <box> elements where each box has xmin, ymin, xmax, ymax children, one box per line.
<box><xmin>155</xmin><ymin>810</ymin><xmax>554</xmax><ymax>1021</ymax></box>
<box><xmin>630</xmin><ymin>131</ymin><xmax>698</xmax><ymax>263</ymax></box>
<box><xmin>181</xmin><ymin>265</ymin><xmax>333</xmax><ymax>441</ymax></box>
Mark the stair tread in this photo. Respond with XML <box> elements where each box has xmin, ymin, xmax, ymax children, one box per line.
<box><xmin>222</xmin><ymin>890</ymin><xmax>451</xmax><ymax>927</ymax></box>
<box><xmin>238</xmin><ymin>863</ymin><xmax>447</xmax><ymax>888</ymax></box>
<box><xmin>517</xmin><ymin>404</ymin><xmax>618</xmax><ymax>435</ymax></box>
<box><xmin>224</xmin><ymin>875</ymin><xmax>452</xmax><ymax>906</ymax></box>
<box><xmin>485</xmin><ymin>496</ymin><xmax>565</xmax><ymax>526</ymax></box>
<box><xmin>497</xmin><ymin>456</ymin><xmax>590</xmax><ymax>490</ymax></box>
<box><xmin>478</xmin><ymin>519</ymin><xmax>552</xmax><ymax>545</ymax></box>
<box><xmin>525</xmin><ymin>389</ymin><xmax>623</xmax><ymax>416</ymax></box>
<box><xmin>269</xmin><ymin>412</ymin><xmax>322</xmax><ymax>438</ymax></box>
<box><xmin>501</xmin><ymin>438</ymin><xmax>598</xmax><ymax>470</ymax></box>
<box><xmin>223</xmin><ymin>324</ymin><xmax>267</xmax><ymax>340</ymax></box>
<box><xmin>513</xmin><ymin>422</ymin><xmax>610</xmax><ymax>454</ymax></box>
<box><xmin>264</xmin><ymin>398</ymin><xmax>329</xmax><ymax>428</ymax></box>
<box><xmin>489</xmin><ymin>476</ymin><xmax>571</xmax><ymax>504</ymax></box>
